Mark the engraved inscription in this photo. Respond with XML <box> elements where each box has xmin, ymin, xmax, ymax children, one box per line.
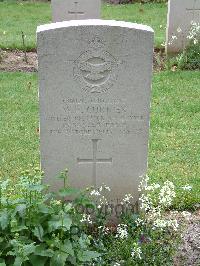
<box><xmin>77</xmin><ymin>139</ymin><xmax>112</xmax><ymax>187</ymax></box>
<box><xmin>47</xmin><ymin>97</ymin><xmax>146</xmax><ymax>137</ymax></box>
<box><xmin>68</xmin><ymin>1</ymin><xmax>85</xmax><ymax>19</ymax></box>
<box><xmin>74</xmin><ymin>37</ymin><xmax>120</xmax><ymax>93</ymax></box>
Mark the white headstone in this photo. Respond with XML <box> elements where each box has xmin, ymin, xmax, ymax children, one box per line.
<box><xmin>51</xmin><ymin>0</ymin><xmax>101</xmax><ymax>22</ymax></box>
<box><xmin>166</xmin><ymin>0</ymin><xmax>200</xmax><ymax>54</ymax></box>
<box><xmin>37</xmin><ymin>20</ymin><xmax>154</xmax><ymax>206</ymax></box>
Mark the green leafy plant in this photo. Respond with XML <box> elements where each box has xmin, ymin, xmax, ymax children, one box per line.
<box><xmin>0</xmin><ymin>169</ymin><xmax>190</xmax><ymax>265</ymax></box>
<box><xmin>0</xmin><ymin>168</ymin><xmax>100</xmax><ymax>265</ymax></box>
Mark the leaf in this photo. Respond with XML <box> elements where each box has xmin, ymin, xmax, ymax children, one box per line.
<box><xmin>48</xmin><ymin>215</ymin><xmax>72</xmax><ymax>232</ymax></box>
<box><xmin>77</xmin><ymin>250</ymin><xmax>101</xmax><ymax>262</ymax></box>
<box><xmin>23</xmin><ymin>243</ymin><xmax>36</xmax><ymax>256</ymax></box>
<box><xmin>33</xmin><ymin>225</ymin><xmax>44</xmax><ymax>241</ymax></box>
<box><xmin>75</xmin><ymin>196</ymin><xmax>96</xmax><ymax>209</ymax></box>
<box><xmin>30</xmin><ymin>255</ymin><xmax>48</xmax><ymax>266</ymax></box>
<box><xmin>64</xmin><ymin>203</ymin><xmax>72</xmax><ymax>213</ymax></box>
<box><xmin>0</xmin><ymin>211</ymin><xmax>9</xmax><ymax>230</ymax></box>
<box><xmin>62</xmin><ymin>216</ymin><xmax>72</xmax><ymax>230</ymax></box>
<box><xmin>0</xmin><ymin>259</ymin><xmax>6</xmax><ymax>266</ymax></box>
<box><xmin>28</xmin><ymin>184</ymin><xmax>46</xmax><ymax>192</ymax></box>
<box><xmin>38</xmin><ymin>204</ymin><xmax>52</xmax><ymax>214</ymax></box>
<box><xmin>78</xmin><ymin>236</ymin><xmax>88</xmax><ymax>250</ymax></box>
<box><xmin>50</xmin><ymin>251</ymin><xmax>68</xmax><ymax>266</ymax></box>
<box><xmin>13</xmin><ymin>257</ymin><xmax>23</xmax><ymax>266</ymax></box>
<box><xmin>11</xmin><ymin>225</ymin><xmax>28</xmax><ymax>233</ymax></box>
<box><xmin>15</xmin><ymin>204</ymin><xmax>26</xmax><ymax>217</ymax></box>
<box><xmin>0</xmin><ymin>237</ymin><xmax>5</xmax><ymax>243</ymax></box>
<box><xmin>34</xmin><ymin>244</ymin><xmax>54</xmax><ymax>257</ymax></box>
<box><xmin>58</xmin><ymin>188</ymin><xmax>80</xmax><ymax>197</ymax></box>
<box><xmin>61</xmin><ymin>240</ymin><xmax>74</xmax><ymax>257</ymax></box>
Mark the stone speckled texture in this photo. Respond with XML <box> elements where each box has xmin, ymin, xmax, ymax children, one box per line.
<box><xmin>51</xmin><ymin>0</ymin><xmax>101</xmax><ymax>22</ymax></box>
<box><xmin>37</xmin><ymin>20</ymin><xmax>154</xmax><ymax>205</ymax></box>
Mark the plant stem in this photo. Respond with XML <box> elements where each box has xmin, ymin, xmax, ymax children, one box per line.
<box><xmin>21</xmin><ymin>31</ymin><xmax>28</xmax><ymax>63</ymax></box>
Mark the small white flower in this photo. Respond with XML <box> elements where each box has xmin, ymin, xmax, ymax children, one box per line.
<box><xmin>177</xmin><ymin>27</ymin><xmax>182</xmax><ymax>33</ymax></box>
<box><xmin>171</xmin><ymin>35</ymin><xmax>178</xmax><ymax>40</ymax></box>
<box><xmin>182</xmin><ymin>211</ymin><xmax>191</xmax><ymax>221</ymax></box>
<box><xmin>154</xmin><ymin>184</ymin><xmax>160</xmax><ymax>189</ymax></box>
<box><xmin>181</xmin><ymin>185</ymin><xmax>192</xmax><ymax>191</ymax></box>
<box><xmin>168</xmin><ymin>219</ymin><xmax>179</xmax><ymax>231</ymax></box>
<box><xmin>159</xmin><ymin>181</ymin><xmax>176</xmax><ymax>207</ymax></box>
<box><xmin>153</xmin><ymin>218</ymin><xmax>167</xmax><ymax>230</ymax></box>
<box><xmin>147</xmin><ymin>207</ymin><xmax>161</xmax><ymax>220</ymax></box>
<box><xmin>116</xmin><ymin>224</ymin><xmax>128</xmax><ymax>239</ymax></box>
<box><xmin>138</xmin><ymin>176</ymin><xmax>149</xmax><ymax>191</ymax></box>
<box><xmin>99</xmin><ymin>184</ymin><xmax>111</xmax><ymax>192</ymax></box>
<box><xmin>145</xmin><ymin>185</ymin><xmax>154</xmax><ymax>191</ymax></box>
<box><xmin>139</xmin><ymin>194</ymin><xmax>152</xmax><ymax>211</ymax></box>
<box><xmin>153</xmin><ymin>218</ymin><xmax>178</xmax><ymax>231</ymax></box>
<box><xmin>131</xmin><ymin>244</ymin><xmax>142</xmax><ymax>260</ymax></box>
<box><xmin>193</xmin><ymin>39</ymin><xmax>198</xmax><ymax>45</ymax></box>
<box><xmin>90</xmin><ymin>189</ymin><xmax>100</xmax><ymax>196</ymax></box>
<box><xmin>0</xmin><ymin>180</ymin><xmax>9</xmax><ymax>191</ymax></box>
<box><xmin>100</xmin><ymin>226</ymin><xmax>110</xmax><ymax>235</ymax></box>
<box><xmin>80</xmin><ymin>214</ymin><xmax>92</xmax><ymax>224</ymax></box>
<box><xmin>191</xmin><ymin>21</ymin><xmax>197</xmax><ymax>26</ymax></box>
<box><xmin>104</xmin><ymin>185</ymin><xmax>111</xmax><ymax>191</ymax></box>
<box><xmin>135</xmin><ymin>218</ymin><xmax>144</xmax><ymax>227</ymax></box>
<box><xmin>51</xmin><ymin>200</ymin><xmax>62</xmax><ymax>206</ymax></box>
<box><xmin>121</xmin><ymin>194</ymin><xmax>133</xmax><ymax>204</ymax></box>
<box><xmin>145</xmin><ymin>183</ymin><xmax>160</xmax><ymax>191</ymax></box>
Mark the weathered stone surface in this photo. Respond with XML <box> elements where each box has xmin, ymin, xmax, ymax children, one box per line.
<box><xmin>37</xmin><ymin>20</ymin><xmax>154</xmax><ymax>205</ymax></box>
<box><xmin>166</xmin><ymin>0</ymin><xmax>200</xmax><ymax>54</ymax></box>
<box><xmin>51</xmin><ymin>0</ymin><xmax>101</xmax><ymax>22</ymax></box>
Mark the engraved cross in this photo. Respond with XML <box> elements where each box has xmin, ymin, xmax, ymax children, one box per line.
<box><xmin>77</xmin><ymin>139</ymin><xmax>112</xmax><ymax>187</ymax></box>
<box><xmin>68</xmin><ymin>1</ymin><xmax>85</xmax><ymax>19</ymax></box>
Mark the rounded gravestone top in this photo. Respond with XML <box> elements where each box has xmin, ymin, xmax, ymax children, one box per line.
<box><xmin>37</xmin><ymin>19</ymin><xmax>154</xmax><ymax>33</ymax></box>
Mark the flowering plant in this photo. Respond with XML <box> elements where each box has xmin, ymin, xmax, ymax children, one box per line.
<box><xmin>0</xmin><ymin>169</ymin><xmax>190</xmax><ymax>265</ymax></box>
<box><xmin>167</xmin><ymin>21</ymin><xmax>200</xmax><ymax>70</ymax></box>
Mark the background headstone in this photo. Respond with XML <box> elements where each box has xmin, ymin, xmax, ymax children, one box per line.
<box><xmin>166</xmin><ymin>0</ymin><xmax>200</xmax><ymax>54</ymax></box>
<box><xmin>51</xmin><ymin>0</ymin><xmax>101</xmax><ymax>22</ymax></box>
<box><xmin>37</xmin><ymin>20</ymin><xmax>154</xmax><ymax>205</ymax></box>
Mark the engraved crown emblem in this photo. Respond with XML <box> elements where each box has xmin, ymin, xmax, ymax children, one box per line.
<box><xmin>88</xmin><ymin>36</ymin><xmax>105</xmax><ymax>50</ymax></box>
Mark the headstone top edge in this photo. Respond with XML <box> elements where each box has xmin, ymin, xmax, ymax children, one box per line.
<box><xmin>37</xmin><ymin>19</ymin><xmax>154</xmax><ymax>34</ymax></box>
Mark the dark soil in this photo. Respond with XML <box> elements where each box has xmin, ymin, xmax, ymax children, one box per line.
<box><xmin>0</xmin><ymin>49</ymin><xmax>37</xmax><ymax>72</ymax></box>
<box><xmin>174</xmin><ymin>210</ymin><xmax>200</xmax><ymax>266</ymax></box>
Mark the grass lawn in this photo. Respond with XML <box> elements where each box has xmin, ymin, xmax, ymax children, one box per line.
<box><xmin>0</xmin><ymin>1</ymin><xmax>167</xmax><ymax>50</ymax></box>
<box><xmin>0</xmin><ymin>71</ymin><xmax>199</xmax><ymax>210</ymax></box>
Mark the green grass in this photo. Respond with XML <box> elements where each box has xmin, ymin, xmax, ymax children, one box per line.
<box><xmin>0</xmin><ymin>1</ymin><xmax>167</xmax><ymax>50</ymax></box>
<box><xmin>102</xmin><ymin>3</ymin><xmax>167</xmax><ymax>48</ymax></box>
<box><xmin>0</xmin><ymin>71</ymin><xmax>199</xmax><ymax>209</ymax></box>
<box><xmin>0</xmin><ymin>1</ymin><xmax>51</xmax><ymax>50</ymax></box>
<box><xmin>149</xmin><ymin>71</ymin><xmax>200</xmax><ymax>209</ymax></box>
<box><xmin>0</xmin><ymin>73</ymin><xmax>39</xmax><ymax>178</ymax></box>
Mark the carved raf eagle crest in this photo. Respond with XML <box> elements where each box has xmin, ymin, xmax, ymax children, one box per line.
<box><xmin>74</xmin><ymin>37</ymin><xmax>119</xmax><ymax>93</ymax></box>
